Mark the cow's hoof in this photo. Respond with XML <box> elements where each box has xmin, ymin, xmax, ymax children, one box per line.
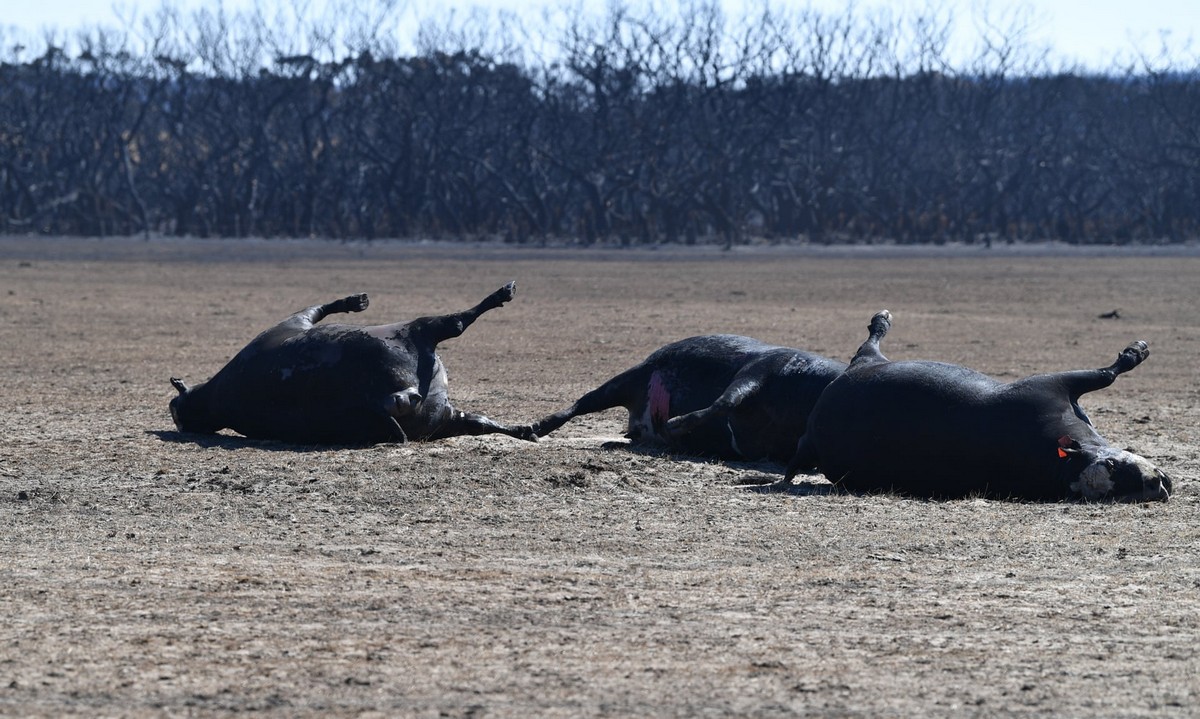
<box><xmin>664</xmin><ymin>413</ymin><xmax>698</xmax><ymax>437</ymax></box>
<box><xmin>344</xmin><ymin>293</ymin><xmax>369</xmax><ymax>312</ymax></box>
<box><xmin>869</xmin><ymin>309</ymin><xmax>892</xmax><ymax>335</ymax></box>
<box><xmin>493</xmin><ymin>281</ymin><xmax>517</xmax><ymax>306</ymax></box>
<box><xmin>1117</xmin><ymin>340</ymin><xmax>1149</xmax><ymax>371</ymax></box>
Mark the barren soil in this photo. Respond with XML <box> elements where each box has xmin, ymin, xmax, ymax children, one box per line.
<box><xmin>2</xmin><ymin>237</ymin><xmax>1199</xmax><ymax>718</ymax></box>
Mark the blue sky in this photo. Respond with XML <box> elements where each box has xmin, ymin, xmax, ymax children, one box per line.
<box><xmin>2</xmin><ymin>0</ymin><xmax>1196</xmax><ymax>70</ymax></box>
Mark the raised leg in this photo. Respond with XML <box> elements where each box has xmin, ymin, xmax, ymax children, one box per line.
<box><xmin>428</xmin><ymin>409</ymin><xmax>538</xmax><ymax>442</ymax></box>
<box><xmin>1056</xmin><ymin>340</ymin><xmax>1150</xmax><ymax>400</ymax></box>
<box><xmin>848</xmin><ymin>309</ymin><xmax>892</xmax><ymax>367</ymax></box>
<box><xmin>529</xmin><ymin>366</ymin><xmax>647</xmax><ymax>437</ymax></box>
<box><xmin>406</xmin><ymin>282</ymin><xmax>517</xmax><ymax>345</ymax></box>
<box><xmin>664</xmin><ymin>372</ymin><xmax>763</xmax><ymax>438</ymax></box>
<box><xmin>286</xmin><ymin>293</ymin><xmax>370</xmax><ymax>331</ymax></box>
<box><xmin>246</xmin><ymin>293</ymin><xmax>370</xmax><ymax>352</ymax></box>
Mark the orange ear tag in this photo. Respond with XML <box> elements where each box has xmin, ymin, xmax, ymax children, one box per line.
<box><xmin>1057</xmin><ymin>447</ymin><xmax>1069</xmax><ymax>459</ymax></box>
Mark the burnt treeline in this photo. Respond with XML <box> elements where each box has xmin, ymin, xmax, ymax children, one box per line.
<box><xmin>2</xmin><ymin>3</ymin><xmax>1198</xmax><ymax>244</ymax></box>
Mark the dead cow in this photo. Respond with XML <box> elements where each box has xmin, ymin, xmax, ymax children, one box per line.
<box><xmin>530</xmin><ymin>334</ymin><xmax>846</xmax><ymax>463</ymax></box>
<box><xmin>169</xmin><ymin>283</ymin><xmax>535</xmax><ymax>445</ymax></box>
<box><xmin>785</xmin><ymin>310</ymin><xmax>1172</xmax><ymax>501</ymax></box>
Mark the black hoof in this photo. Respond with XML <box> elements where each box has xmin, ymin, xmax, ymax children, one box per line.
<box><xmin>389</xmin><ymin>388</ymin><xmax>422</xmax><ymax>415</ymax></box>
<box><xmin>493</xmin><ymin>281</ymin><xmax>517</xmax><ymax>306</ymax></box>
<box><xmin>1116</xmin><ymin>340</ymin><xmax>1149</xmax><ymax>372</ymax></box>
<box><xmin>869</xmin><ymin>309</ymin><xmax>892</xmax><ymax>336</ymax></box>
<box><xmin>342</xmin><ymin>293</ymin><xmax>369</xmax><ymax>312</ymax></box>
<box><xmin>663</xmin><ymin>413</ymin><xmax>698</xmax><ymax>438</ymax></box>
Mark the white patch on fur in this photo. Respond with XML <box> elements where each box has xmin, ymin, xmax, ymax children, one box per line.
<box><xmin>1070</xmin><ymin>463</ymin><xmax>1115</xmax><ymax>500</ymax></box>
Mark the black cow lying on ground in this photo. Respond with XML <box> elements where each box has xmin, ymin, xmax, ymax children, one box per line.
<box><xmin>169</xmin><ymin>283</ymin><xmax>535</xmax><ymax>445</ymax></box>
<box><xmin>529</xmin><ymin>334</ymin><xmax>847</xmax><ymax>462</ymax></box>
<box><xmin>784</xmin><ymin>310</ymin><xmax>1172</xmax><ymax>502</ymax></box>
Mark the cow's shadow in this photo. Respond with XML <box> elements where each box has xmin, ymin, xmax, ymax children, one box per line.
<box><xmin>594</xmin><ymin>438</ymin><xmax>840</xmax><ymax>496</ymax></box>
<box><xmin>148</xmin><ymin>429</ymin><xmax>371</xmax><ymax>453</ymax></box>
<box><xmin>151</xmin><ymin>430</ymin><xmax>835</xmax><ymax>496</ymax></box>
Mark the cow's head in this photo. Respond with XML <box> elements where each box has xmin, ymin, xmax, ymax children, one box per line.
<box><xmin>169</xmin><ymin>377</ymin><xmax>220</xmax><ymax>434</ymax></box>
<box><xmin>1059</xmin><ymin>437</ymin><xmax>1171</xmax><ymax>502</ymax></box>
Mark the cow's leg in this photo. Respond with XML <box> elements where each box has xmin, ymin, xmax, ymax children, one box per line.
<box><xmin>529</xmin><ymin>366</ymin><xmax>648</xmax><ymax>437</ymax></box>
<box><xmin>246</xmin><ymin>294</ymin><xmax>370</xmax><ymax>351</ymax></box>
<box><xmin>848</xmin><ymin>309</ymin><xmax>892</xmax><ymax>367</ymax></box>
<box><xmin>404</xmin><ymin>282</ymin><xmax>516</xmax><ymax>345</ymax></box>
<box><xmin>1056</xmin><ymin>340</ymin><xmax>1150</xmax><ymax>399</ymax></box>
<box><xmin>292</xmin><ymin>292</ymin><xmax>367</xmax><ymax>326</ymax></box>
<box><xmin>664</xmin><ymin>372</ymin><xmax>763</xmax><ymax>438</ymax></box>
<box><xmin>287</xmin><ymin>293</ymin><xmax>369</xmax><ymax>329</ymax></box>
<box><xmin>428</xmin><ymin>408</ymin><xmax>538</xmax><ymax>442</ymax></box>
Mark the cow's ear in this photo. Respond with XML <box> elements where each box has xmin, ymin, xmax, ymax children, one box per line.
<box><xmin>1057</xmin><ymin>435</ymin><xmax>1082</xmax><ymax>459</ymax></box>
<box><xmin>170</xmin><ymin>377</ymin><xmax>189</xmax><ymax>395</ymax></box>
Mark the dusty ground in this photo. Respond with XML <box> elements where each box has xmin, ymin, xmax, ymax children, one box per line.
<box><xmin>1</xmin><ymin>237</ymin><xmax>1198</xmax><ymax>718</ymax></box>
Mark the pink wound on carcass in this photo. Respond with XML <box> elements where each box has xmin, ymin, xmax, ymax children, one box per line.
<box><xmin>648</xmin><ymin>370</ymin><xmax>671</xmax><ymax>426</ymax></box>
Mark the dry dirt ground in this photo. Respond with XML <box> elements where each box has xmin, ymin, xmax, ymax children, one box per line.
<box><xmin>2</xmin><ymin>237</ymin><xmax>1199</xmax><ymax>718</ymax></box>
